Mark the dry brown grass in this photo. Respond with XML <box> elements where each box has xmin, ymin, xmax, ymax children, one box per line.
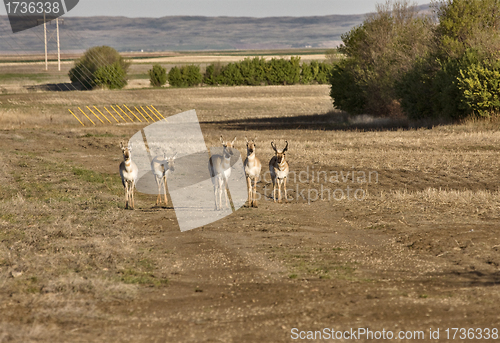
<box><xmin>1</xmin><ymin>85</ymin><xmax>500</xmax><ymax>341</ymax></box>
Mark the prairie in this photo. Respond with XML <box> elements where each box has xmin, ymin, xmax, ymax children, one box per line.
<box><xmin>0</xmin><ymin>83</ymin><xmax>499</xmax><ymax>342</ymax></box>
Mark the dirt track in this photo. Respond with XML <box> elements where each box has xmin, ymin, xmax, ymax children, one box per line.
<box><xmin>1</xmin><ymin>85</ymin><xmax>500</xmax><ymax>342</ymax></box>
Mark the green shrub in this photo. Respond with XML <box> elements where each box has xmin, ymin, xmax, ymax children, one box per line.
<box><xmin>301</xmin><ymin>63</ymin><xmax>314</xmax><ymax>84</ymax></box>
<box><xmin>204</xmin><ymin>62</ymin><xmax>224</xmax><ymax>85</ymax></box>
<box><xmin>68</xmin><ymin>46</ymin><xmax>129</xmax><ymax>90</ymax></box>
<box><xmin>329</xmin><ymin>59</ymin><xmax>366</xmax><ymax>115</ymax></box>
<box><xmin>220</xmin><ymin>62</ymin><xmax>244</xmax><ymax>86</ymax></box>
<box><xmin>168</xmin><ymin>65</ymin><xmax>202</xmax><ymax>87</ymax></box>
<box><xmin>396</xmin><ymin>57</ymin><xmax>437</xmax><ymax>120</ymax></box>
<box><xmin>238</xmin><ymin>57</ymin><xmax>267</xmax><ymax>85</ymax></box>
<box><xmin>93</xmin><ymin>62</ymin><xmax>128</xmax><ymax>89</ymax></box>
<box><xmin>315</xmin><ymin>62</ymin><xmax>333</xmax><ymax>84</ymax></box>
<box><xmin>168</xmin><ymin>66</ymin><xmax>183</xmax><ymax>87</ymax></box>
<box><xmin>267</xmin><ymin>57</ymin><xmax>301</xmax><ymax>85</ymax></box>
<box><xmin>182</xmin><ymin>65</ymin><xmax>203</xmax><ymax>86</ymax></box>
<box><xmin>148</xmin><ymin>64</ymin><xmax>167</xmax><ymax>87</ymax></box>
<box><xmin>457</xmin><ymin>58</ymin><xmax>500</xmax><ymax>117</ymax></box>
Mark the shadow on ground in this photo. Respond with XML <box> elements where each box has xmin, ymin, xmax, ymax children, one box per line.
<box><xmin>203</xmin><ymin>111</ymin><xmax>450</xmax><ymax>132</ymax></box>
<box><xmin>25</xmin><ymin>83</ymin><xmax>81</xmax><ymax>92</ymax></box>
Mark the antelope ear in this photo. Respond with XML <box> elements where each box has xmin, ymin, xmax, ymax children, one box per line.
<box><xmin>120</xmin><ymin>141</ymin><xmax>124</xmax><ymax>149</ymax></box>
<box><xmin>283</xmin><ymin>141</ymin><xmax>288</xmax><ymax>153</ymax></box>
<box><xmin>245</xmin><ymin>137</ymin><xmax>248</xmax><ymax>143</ymax></box>
<box><xmin>231</xmin><ymin>137</ymin><xmax>236</xmax><ymax>145</ymax></box>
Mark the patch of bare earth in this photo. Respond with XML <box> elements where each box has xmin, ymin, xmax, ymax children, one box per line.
<box><xmin>0</xmin><ymin>85</ymin><xmax>499</xmax><ymax>342</ymax></box>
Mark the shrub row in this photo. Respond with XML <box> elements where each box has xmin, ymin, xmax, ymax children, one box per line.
<box><xmin>164</xmin><ymin>57</ymin><xmax>332</xmax><ymax>87</ymax></box>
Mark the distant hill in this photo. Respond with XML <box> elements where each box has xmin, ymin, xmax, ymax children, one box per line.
<box><xmin>0</xmin><ymin>4</ymin><xmax>430</xmax><ymax>53</ymax></box>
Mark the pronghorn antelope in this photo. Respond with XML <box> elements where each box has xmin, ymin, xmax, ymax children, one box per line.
<box><xmin>244</xmin><ymin>137</ymin><xmax>261</xmax><ymax>207</ymax></box>
<box><xmin>119</xmin><ymin>141</ymin><xmax>138</xmax><ymax>209</ymax></box>
<box><xmin>269</xmin><ymin>141</ymin><xmax>289</xmax><ymax>203</ymax></box>
<box><xmin>151</xmin><ymin>151</ymin><xmax>177</xmax><ymax>207</ymax></box>
<box><xmin>208</xmin><ymin>136</ymin><xmax>236</xmax><ymax>210</ymax></box>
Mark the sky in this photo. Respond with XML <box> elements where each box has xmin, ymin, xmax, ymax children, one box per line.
<box><xmin>1</xmin><ymin>0</ymin><xmax>431</xmax><ymax>17</ymax></box>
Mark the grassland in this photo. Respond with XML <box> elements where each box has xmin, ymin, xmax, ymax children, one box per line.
<box><xmin>0</xmin><ymin>58</ymin><xmax>500</xmax><ymax>341</ymax></box>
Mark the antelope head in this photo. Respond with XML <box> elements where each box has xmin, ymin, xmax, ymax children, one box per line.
<box><xmin>120</xmin><ymin>141</ymin><xmax>132</xmax><ymax>160</ymax></box>
<box><xmin>271</xmin><ymin>141</ymin><xmax>288</xmax><ymax>164</ymax></box>
<box><xmin>220</xmin><ymin>135</ymin><xmax>236</xmax><ymax>159</ymax></box>
<box><xmin>245</xmin><ymin>137</ymin><xmax>257</xmax><ymax>156</ymax></box>
<box><xmin>166</xmin><ymin>152</ymin><xmax>178</xmax><ymax>172</ymax></box>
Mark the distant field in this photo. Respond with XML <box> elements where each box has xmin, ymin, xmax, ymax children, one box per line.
<box><xmin>0</xmin><ymin>50</ymin><xmax>332</xmax><ymax>93</ymax></box>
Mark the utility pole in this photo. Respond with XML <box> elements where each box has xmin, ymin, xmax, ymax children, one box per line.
<box><xmin>56</xmin><ymin>18</ymin><xmax>61</xmax><ymax>71</ymax></box>
<box><xmin>44</xmin><ymin>11</ymin><xmax>48</xmax><ymax>71</ymax></box>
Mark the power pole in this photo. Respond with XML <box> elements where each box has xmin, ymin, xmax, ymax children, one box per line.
<box><xmin>44</xmin><ymin>11</ymin><xmax>48</xmax><ymax>71</ymax></box>
<box><xmin>56</xmin><ymin>18</ymin><xmax>61</xmax><ymax>71</ymax></box>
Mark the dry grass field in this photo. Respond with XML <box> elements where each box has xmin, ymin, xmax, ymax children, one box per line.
<box><xmin>1</xmin><ymin>82</ymin><xmax>500</xmax><ymax>342</ymax></box>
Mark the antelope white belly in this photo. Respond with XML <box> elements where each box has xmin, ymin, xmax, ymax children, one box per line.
<box><xmin>276</xmin><ymin>169</ymin><xmax>287</xmax><ymax>179</ymax></box>
<box><xmin>245</xmin><ymin>164</ymin><xmax>260</xmax><ymax>178</ymax></box>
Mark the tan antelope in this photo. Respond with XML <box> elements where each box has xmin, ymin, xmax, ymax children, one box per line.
<box><xmin>269</xmin><ymin>141</ymin><xmax>289</xmax><ymax>203</ymax></box>
<box><xmin>119</xmin><ymin>142</ymin><xmax>138</xmax><ymax>209</ymax></box>
<box><xmin>244</xmin><ymin>137</ymin><xmax>261</xmax><ymax>207</ymax></box>
<box><xmin>151</xmin><ymin>151</ymin><xmax>177</xmax><ymax>207</ymax></box>
<box><xmin>208</xmin><ymin>136</ymin><xmax>236</xmax><ymax>210</ymax></box>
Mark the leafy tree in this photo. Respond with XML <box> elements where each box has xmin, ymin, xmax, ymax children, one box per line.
<box><xmin>148</xmin><ymin>64</ymin><xmax>167</xmax><ymax>87</ymax></box>
<box><xmin>329</xmin><ymin>0</ymin><xmax>433</xmax><ymax>117</ymax></box>
<box><xmin>398</xmin><ymin>0</ymin><xmax>500</xmax><ymax>119</ymax></box>
<box><xmin>69</xmin><ymin>46</ymin><xmax>129</xmax><ymax>90</ymax></box>
<box><xmin>434</xmin><ymin>0</ymin><xmax>500</xmax><ymax>60</ymax></box>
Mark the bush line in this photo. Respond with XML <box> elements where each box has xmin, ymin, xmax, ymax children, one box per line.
<box><xmin>166</xmin><ymin>57</ymin><xmax>333</xmax><ymax>87</ymax></box>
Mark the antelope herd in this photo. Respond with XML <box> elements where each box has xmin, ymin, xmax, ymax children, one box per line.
<box><xmin>118</xmin><ymin>136</ymin><xmax>289</xmax><ymax>210</ymax></box>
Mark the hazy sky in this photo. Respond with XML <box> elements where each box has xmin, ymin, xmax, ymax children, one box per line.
<box><xmin>1</xmin><ymin>0</ymin><xmax>431</xmax><ymax>17</ymax></box>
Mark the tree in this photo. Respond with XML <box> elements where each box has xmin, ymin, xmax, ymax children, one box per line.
<box><xmin>69</xmin><ymin>46</ymin><xmax>130</xmax><ymax>90</ymax></box>
<box><xmin>148</xmin><ymin>64</ymin><xmax>167</xmax><ymax>87</ymax></box>
<box><xmin>398</xmin><ymin>0</ymin><xmax>500</xmax><ymax>119</ymax></box>
<box><xmin>329</xmin><ymin>0</ymin><xmax>433</xmax><ymax>117</ymax></box>
<box><xmin>434</xmin><ymin>0</ymin><xmax>500</xmax><ymax>60</ymax></box>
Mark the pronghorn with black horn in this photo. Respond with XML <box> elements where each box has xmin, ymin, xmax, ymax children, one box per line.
<box><xmin>269</xmin><ymin>140</ymin><xmax>289</xmax><ymax>203</ymax></box>
<box><xmin>151</xmin><ymin>150</ymin><xmax>177</xmax><ymax>207</ymax></box>
<box><xmin>208</xmin><ymin>136</ymin><xmax>236</xmax><ymax>210</ymax></box>
<box><xmin>244</xmin><ymin>137</ymin><xmax>261</xmax><ymax>207</ymax></box>
<box><xmin>119</xmin><ymin>141</ymin><xmax>138</xmax><ymax>209</ymax></box>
